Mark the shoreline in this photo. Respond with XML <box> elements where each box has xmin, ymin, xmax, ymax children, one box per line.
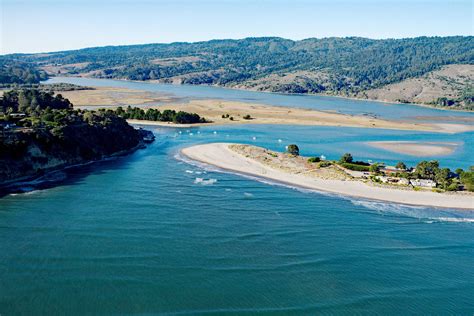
<box><xmin>126</xmin><ymin>100</ymin><xmax>473</xmax><ymax>134</ymax></box>
<box><xmin>51</xmin><ymin>75</ymin><xmax>474</xmax><ymax>113</ymax></box>
<box><xmin>180</xmin><ymin>143</ymin><xmax>474</xmax><ymax>210</ymax></box>
<box><xmin>0</xmin><ymin>141</ymin><xmax>147</xmax><ymax>194</ymax></box>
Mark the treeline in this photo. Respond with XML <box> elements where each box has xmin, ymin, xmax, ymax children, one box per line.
<box><xmin>109</xmin><ymin>106</ymin><xmax>207</xmax><ymax>124</ymax></box>
<box><xmin>1</xmin><ymin>89</ymin><xmax>72</xmax><ymax>114</ymax></box>
<box><xmin>294</xmin><ymin>148</ymin><xmax>474</xmax><ymax>192</ymax></box>
<box><xmin>0</xmin><ymin>61</ymin><xmax>48</xmax><ymax>85</ymax></box>
<box><xmin>431</xmin><ymin>87</ymin><xmax>474</xmax><ymax>110</ymax></box>
<box><xmin>337</xmin><ymin>152</ymin><xmax>474</xmax><ymax>191</ymax></box>
<box><xmin>5</xmin><ymin>37</ymin><xmax>472</xmax><ymax>94</ymax></box>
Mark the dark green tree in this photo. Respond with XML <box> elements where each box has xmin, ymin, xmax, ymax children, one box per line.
<box><xmin>340</xmin><ymin>153</ymin><xmax>353</xmax><ymax>164</ymax></box>
<box><xmin>287</xmin><ymin>144</ymin><xmax>300</xmax><ymax>156</ymax></box>
<box><xmin>395</xmin><ymin>161</ymin><xmax>407</xmax><ymax>170</ymax></box>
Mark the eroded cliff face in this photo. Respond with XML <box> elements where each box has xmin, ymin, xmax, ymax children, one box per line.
<box><xmin>0</xmin><ymin>117</ymin><xmax>143</xmax><ymax>185</ymax></box>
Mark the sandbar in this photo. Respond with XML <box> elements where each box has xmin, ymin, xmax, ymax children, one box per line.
<box><xmin>366</xmin><ymin>141</ymin><xmax>460</xmax><ymax>157</ymax></box>
<box><xmin>181</xmin><ymin>143</ymin><xmax>474</xmax><ymax>209</ymax></box>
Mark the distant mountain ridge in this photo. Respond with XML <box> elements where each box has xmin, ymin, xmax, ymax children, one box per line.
<box><xmin>1</xmin><ymin>36</ymin><xmax>473</xmax><ymax>109</ymax></box>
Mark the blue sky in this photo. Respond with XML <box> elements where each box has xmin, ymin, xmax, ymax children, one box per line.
<box><xmin>1</xmin><ymin>0</ymin><xmax>472</xmax><ymax>54</ymax></box>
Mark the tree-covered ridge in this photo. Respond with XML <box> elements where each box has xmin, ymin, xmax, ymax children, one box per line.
<box><xmin>0</xmin><ymin>61</ymin><xmax>48</xmax><ymax>85</ymax></box>
<box><xmin>12</xmin><ymin>36</ymin><xmax>473</xmax><ymax>94</ymax></box>
<box><xmin>0</xmin><ymin>90</ymin><xmax>147</xmax><ymax>185</ymax></box>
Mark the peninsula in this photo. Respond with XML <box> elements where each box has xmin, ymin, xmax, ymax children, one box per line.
<box><xmin>181</xmin><ymin>143</ymin><xmax>474</xmax><ymax>209</ymax></box>
<box><xmin>0</xmin><ymin>89</ymin><xmax>155</xmax><ymax>190</ymax></box>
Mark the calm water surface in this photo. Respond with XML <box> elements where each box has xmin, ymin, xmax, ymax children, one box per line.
<box><xmin>1</xmin><ymin>81</ymin><xmax>474</xmax><ymax>314</ymax></box>
<box><xmin>45</xmin><ymin>77</ymin><xmax>474</xmax><ymax>123</ymax></box>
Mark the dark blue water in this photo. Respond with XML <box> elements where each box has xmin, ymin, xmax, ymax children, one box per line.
<box><xmin>45</xmin><ymin>77</ymin><xmax>474</xmax><ymax>123</ymax></box>
<box><xmin>1</xmin><ymin>124</ymin><xmax>473</xmax><ymax>314</ymax></box>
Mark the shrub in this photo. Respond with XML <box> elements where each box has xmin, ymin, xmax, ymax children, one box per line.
<box><xmin>229</xmin><ymin>116</ymin><xmax>234</xmax><ymax>121</ymax></box>
<box><xmin>396</xmin><ymin>161</ymin><xmax>407</xmax><ymax>170</ymax></box>
<box><xmin>243</xmin><ymin>114</ymin><xmax>252</xmax><ymax>120</ymax></box>
<box><xmin>308</xmin><ymin>157</ymin><xmax>320</xmax><ymax>163</ymax></box>
<box><xmin>460</xmin><ymin>171</ymin><xmax>474</xmax><ymax>191</ymax></box>
<box><xmin>446</xmin><ymin>182</ymin><xmax>459</xmax><ymax>191</ymax></box>
<box><xmin>340</xmin><ymin>162</ymin><xmax>369</xmax><ymax>172</ymax></box>
<box><xmin>287</xmin><ymin>144</ymin><xmax>299</xmax><ymax>156</ymax></box>
<box><xmin>369</xmin><ymin>163</ymin><xmax>381</xmax><ymax>173</ymax></box>
<box><xmin>339</xmin><ymin>153</ymin><xmax>353</xmax><ymax>163</ymax></box>
<box><xmin>319</xmin><ymin>161</ymin><xmax>332</xmax><ymax>168</ymax></box>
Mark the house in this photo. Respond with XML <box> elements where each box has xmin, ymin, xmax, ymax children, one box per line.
<box><xmin>381</xmin><ymin>165</ymin><xmax>406</xmax><ymax>175</ymax></box>
<box><xmin>375</xmin><ymin>176</ymin><xmax>410</xmax><ymax>185</ymax></box>
<box><xmin>10</xmin><ymin>113</ymin><xmax>26</xmax><ymax>119</ymax></box>
<box><xmin>410</xmin><ymin>179</ymin><xmax>437</xmax><ymax>188</ymax></box>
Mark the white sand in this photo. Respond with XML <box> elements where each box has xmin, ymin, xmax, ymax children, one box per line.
<box><xmin>181</xmin><ymin>143</ymin><xmax>474</xmax><ymax>210</ymax></box>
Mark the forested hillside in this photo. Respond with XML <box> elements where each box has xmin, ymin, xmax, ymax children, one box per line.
<box><xmin>0</xmin><ymin>89</ymin><xmax>145</xmax><ymax>186</ymax></box>
<box><xmin>0</xmin><ymin>61</ymin><xmax>48</xmax><ymax>85</ymax></box>
<box><xmin>2</xmin><ymin>36</ymin><xmax>473</xmax><ymax>108</ymax></box>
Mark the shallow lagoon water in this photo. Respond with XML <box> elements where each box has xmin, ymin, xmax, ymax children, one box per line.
<box><xmin>45</xmin><ymin>77</ymin><xmax>474</xmax><ymax>123</ymax></box>
<box><xmin>1</xmin><ymin>80</ymin><xmax>474</xmax><ymax>314</ymax></box>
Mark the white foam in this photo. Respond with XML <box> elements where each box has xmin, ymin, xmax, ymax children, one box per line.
<box><xmin>194</xmin><ymin>177</ymin><xmax>217</xmax><ymax>185</ymax></box>
<box><xmin>350</xmin><ymin>199</ymin><xmax>474</xmax><ymax>223</ymax></box>
<box><xmin>176</xmin><ymin>151</ymin><xmax>474</xmax><ymax>223</ymax></box>
<box><xmin>429</xmin><ymin>217</ymin><xmax>474</xmax><ymax>223</ymax></box>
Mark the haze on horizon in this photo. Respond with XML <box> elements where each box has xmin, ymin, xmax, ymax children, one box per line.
<box><xmin>1</xmin><ymin>0</ymin><xmax>472</xmax><ymax>55</ymax></box>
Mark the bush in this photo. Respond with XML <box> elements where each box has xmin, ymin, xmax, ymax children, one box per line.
<box><xmin>319</xmin><ymin>161</ymin><xmax>332</xmax><ymax>168</ymax></box>
<box><xmin>396</xmin><ymin>161</ymin><xmax>407</xmax><ymax>170</ymax></box>
<box><xmin>229</xmin><ymin>116</ymin><xmax>234</xmax><ymax>121</ymax></box>
<box><xmin>243</xmin><ymin>114</ymin><xmax>252</xmax><ymax>120</ymax></box>
<box><xmin>287</xmin><ymin>144</ymin><xmax>299</xmax><ymax>156</ymax></box>
<box><xmin>308</xmin><ymin>157</ymin><xmax>320</xmax><ymax>163</ymax></box>
<box><xmin>340</xmin><ymin>153</ymin><xmax>353</xmax><ymax>163</ymax></box>
<box><xmin>369</xmin><ymin>163</ymin><xmax>381</xmax><ymax>173</ymax></box>
<box><xmin>460</xmin><ymin>171</ymin><xmax>474</xmax><ymax>191</ymax></box>
<box><xmin>446</xmin><ymin>182</ymin><xmax>459</xmax><ymax>191</ymax></box>
<box><xmin>340</xmin><ymin>163</ymin><xmax>370</xmax><ymax>172</ymax></box>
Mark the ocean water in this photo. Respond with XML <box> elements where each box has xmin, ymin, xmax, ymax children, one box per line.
<box><xmin>1</xmin><ymin>124</ymin><xmax>473</xmax><ymax>314</ymax></box>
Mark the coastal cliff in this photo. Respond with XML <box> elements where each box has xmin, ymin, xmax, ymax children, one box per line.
<box><xmin>0</xmin><ymin>89</ymin><xmax>153</xmax><ymax>187</ymax></box>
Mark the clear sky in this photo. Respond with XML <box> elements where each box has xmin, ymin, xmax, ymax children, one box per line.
<box><xmin>1</xmin><ymin>0</ymin><xmax>472</xmax><ymax>54</ymax></box>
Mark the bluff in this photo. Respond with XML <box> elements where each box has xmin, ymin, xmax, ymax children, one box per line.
<box><xmin>0</xmin><ymin>89</ymin><xmax>152</xmax><ymax>186</ymax></box>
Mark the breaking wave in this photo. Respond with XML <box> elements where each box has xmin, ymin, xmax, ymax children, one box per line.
<box><xmin>176</xmin><ymin>150</ymin><xmax>474</xmax><ymax>223</ymax></box>
<box><xmin>194</xmin><ymin>178</ymin><xmax>218</xmax><ymax>185</ymax></box>
<box><xmin>350</xmin><ymin>199</ymin><xmax>474</xmax><ymax>223</ymax></box>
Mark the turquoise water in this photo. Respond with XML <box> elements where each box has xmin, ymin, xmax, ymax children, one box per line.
<box><xmin>1</xmin><ymin>125</ymin><xmax>473</xmax><ymax>314</ymax></box>
<box><xmin>1</xmin><ymin>80</ymin><xmax>474</xmax><ymax>314</ymax></box>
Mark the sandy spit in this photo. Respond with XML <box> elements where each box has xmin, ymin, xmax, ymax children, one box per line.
<box><xmin>181</xmin><ymin>143</ymin><xmax>474</xmax><ymax>210</ymax></box>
